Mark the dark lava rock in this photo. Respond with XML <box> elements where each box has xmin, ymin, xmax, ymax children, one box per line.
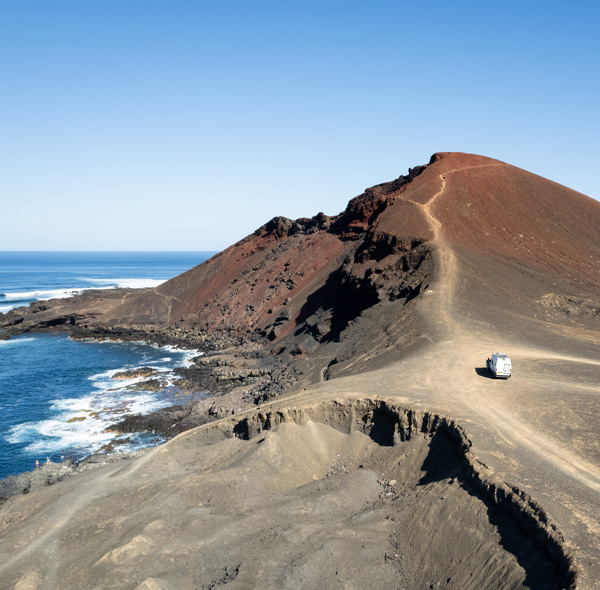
<box><xmin>127</xmin><ymin>379</ymin><xmax>169</xmax><ymax>392</ymax></box>
<box><xmin>112</xmin><ymin>367</ymin><xmax>159</xmax><ymax>380</ymax></box>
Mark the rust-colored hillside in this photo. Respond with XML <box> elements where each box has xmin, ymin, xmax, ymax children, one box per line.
<box><xmin>113</xmin><ymin>152</ymin><xmax>599</xmax><ymax>349</ymax></box>
<box><xmin>111</xmin><ymin>161</ymin><xmax>435</xmax><ymax>347</ymax></box>
<box><xmin>404</xmin><ymin>152</ymin><xmax>599</xmax><ymax>289</ymax></box>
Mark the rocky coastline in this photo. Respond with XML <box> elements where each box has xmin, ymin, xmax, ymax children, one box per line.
<box><xmin>0</xmin><ymin>295</ymin><xmax>304</xmax><ymax>501</ymax></box>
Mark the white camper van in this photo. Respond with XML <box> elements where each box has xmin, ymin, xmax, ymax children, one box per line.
<box><xmin>486</xmin><ymin>353</ymin><xmax>512</xmax><ymax>379</ymax></box>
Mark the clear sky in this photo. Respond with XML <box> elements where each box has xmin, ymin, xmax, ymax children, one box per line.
<box><xmin>1</xmin><ymin>1</ymin><xmax>598</xmax><ymax>251</ymax></box>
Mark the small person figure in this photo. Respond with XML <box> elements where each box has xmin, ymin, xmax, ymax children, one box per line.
<box><xmin>35</xmin><ymin>459</ymin><xmax>39</xmax><ymax>469</ymax></box>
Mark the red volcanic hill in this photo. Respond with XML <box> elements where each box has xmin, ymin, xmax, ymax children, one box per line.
<box><xmin>3</xmin><ymin>152</ymin><xmax>600</xmax><ymax>380</ymax></box>
<box><xmin>117</xmin><ymin>152</ymin><xmax>599</xmax><ymax>343</ymax></box>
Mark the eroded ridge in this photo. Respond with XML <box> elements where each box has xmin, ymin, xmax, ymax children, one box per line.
<box><xmin>197</xmin><ymin>398</ymin><xmax>578</xmax><ymax>589</ymax></box>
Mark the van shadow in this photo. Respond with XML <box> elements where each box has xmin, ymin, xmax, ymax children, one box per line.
<box><xmin>475</xmin><ymin>367</ymin><xmax>494</xmax><ymax>379</ymax></box>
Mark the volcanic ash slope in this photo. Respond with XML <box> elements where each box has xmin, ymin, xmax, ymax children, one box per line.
<box><xmin>0</xmin><ymin>400</ymin><xmax>575</xmax><ymax>590</ymax></box>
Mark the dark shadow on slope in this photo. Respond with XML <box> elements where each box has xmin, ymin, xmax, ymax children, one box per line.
<box><xmin>362</xmin><ymin>405</ymin><xmax>397</xmax><ymax>446</ymax></box>
<box><xmin>479</xmin><ymin>494</ymin><xmax>565</xmax><ymax>590</ymax></box>
<box><xmin>227</xmin><ymin>400</ymin><xmax>575</xmax><ymax>590</ymax></box>
<box><xmin>293</xmin><ymin>266</ymin><xmax>379</xmax><ymax>344</ymax></box>
<box><xmin>420</xmin><ymin>433</ymin><xmax>566</xmax><ymax>589</ymax></box>
<box><xmin>292</xmin><ymin>246</ymin><xmax>431</xmax><ymax>346</ymax></box>
<box><xmin>418</xmin><ymin>430</ymin><xmax>463</xmax><ymax>485</ymax></box>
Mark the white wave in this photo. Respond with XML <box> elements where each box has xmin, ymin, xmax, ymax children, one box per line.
<box><xmin>37</xmin><ymin>417</ymin><xmax>107</xmax><ymax>440</ymax></box>
<box><xmin>8</xmin><ymin>389</ymin><xmax>171</xmax><ymax>455</ymax></box>
<box><xmin>3</xmin><ymin>333</ymin><xmax>203</xmax><ymax>462</ymax></box>
<box><xmin>51</xmin><ymin>396</ymin><xmax>95</xmax><ymax>412</ymax></box>
<box><xmin>1</xmin><ymin>288</ymin><xmax>86</xmax><ymax>302</ymax></box>
<box><xmin>0</xmin><ymin>283</ymin><xmax>136</xmax><ymax>309</ymax></box>
<box><xmin>56</xmin><ymin>390</ymin><xmax>165</xmax><ymax>418</ymax></box>
<box><xmin>0</xmin><ymin>337</ymin><xmax>35</xmax><ymax>346</ymax></box>
<box><xmin>106</xmin><ymin>341</ymin><xmax>200</xmax><ymax>361</ymax></box>
<box><xmin>179</xmin><ymin>351</ymin><xmax>201</xmax><ymax>366</ymax></box>
<box><xmin>6</xmin><ymin>423</ymin><xmax>41</xmax><ymax>445</ymax></box>
<box><xmin>143</xmin><ymin>343</ymin><xmax>200</xmax><ymax>368</ymax></box>
<box><xmin>120</xmin><ymin>393</ymin><xmax>166</xmax><ymax>415</ymax></box>
<box><xmin>88</xmin><ymin>364</ymin><xmax>170</xmax><ymax>393</ymax></box>
<box><xmin>89</xmin><ymin>371</ymin><xmax>124</xmax><ymax>391</ymax></box>
<box><xmin>89</xmin><ymin>367</ymin><xmax>124</xmax><ymax>382</ymax></box>
<box><xmin>156</xmin><ymin>344</ymin><xmax>201</xmax><ymax>364</ymax></box>
<box><xmin>160</xmin><ymin>344</ymin><xmax>197</xmax><ymax>353</ymax></box>
<box><xmin>10</xmin><ymin>418</ymin><xmax>116</xmax><ymax>454</ymax></box>
<box><xmin>83</xmin><ymin>278</ymin><xmax>165</xmax><ymax>289</ymax></box>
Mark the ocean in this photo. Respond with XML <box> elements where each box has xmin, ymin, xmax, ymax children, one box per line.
<box><xmin>0</xmin><ymin>251</ymin><xmax>214</xmax><ymax>479</ymax></box>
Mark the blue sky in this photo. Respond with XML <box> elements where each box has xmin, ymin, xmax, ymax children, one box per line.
<box><xmin>1</xmin><ymin>1</ymin><xmax>598</xmax><ymax>250</ymax></box>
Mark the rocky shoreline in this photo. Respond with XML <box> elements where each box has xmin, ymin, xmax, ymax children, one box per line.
<box><xmin>0</xmin><ymin>295</ymin><xmax>304</xmax><ymax>501</ymax></box>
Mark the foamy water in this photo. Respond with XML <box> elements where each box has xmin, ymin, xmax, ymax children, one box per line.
<box><xmin>0</xmin><ymin>334</ymin><xmax>202</xmax><ymax>476</ymax></box>
<box><xmin>0</xmin><ymin>251</ymin><xmax>216</xmax><ymax>478</ymax></box>
<box><xmin>0</xmin><ymin>337</ymin><xmax>35</xmax><ymax>346</ymax></box>
<box><xmin>1</xmin><ymin>288</ymin><xmax>86</xmax><ymax>301</ymax></box>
